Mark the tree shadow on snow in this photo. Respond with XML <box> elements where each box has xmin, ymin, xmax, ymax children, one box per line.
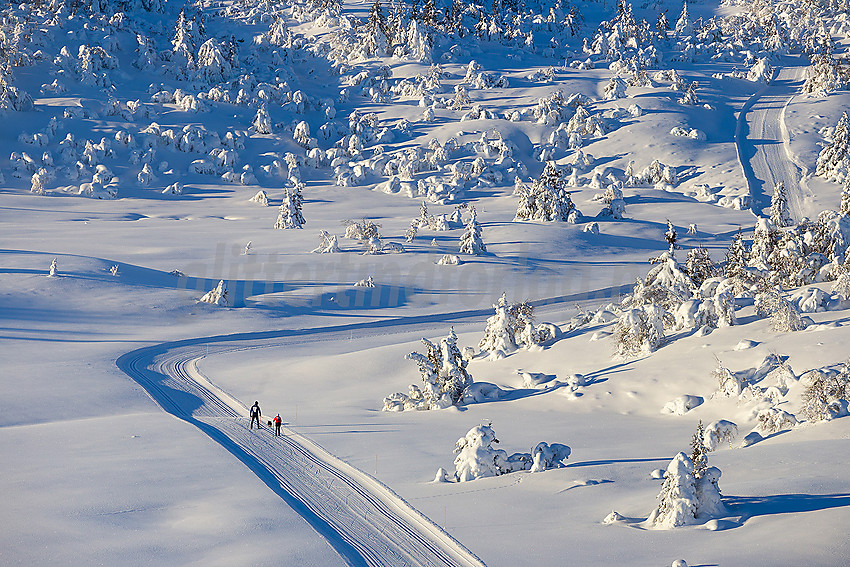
<box><xmin>719</xmin><ymin>493</ymin><xmax>850</xmax><ymax>529</ymax></box>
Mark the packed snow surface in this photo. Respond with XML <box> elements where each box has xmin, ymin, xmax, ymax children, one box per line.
<box><xmin>2</xmin><ymin>0</ymin><xmax>850</xmax><ymax>565</ymax></box>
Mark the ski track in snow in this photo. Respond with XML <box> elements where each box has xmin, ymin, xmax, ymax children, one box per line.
<box><xmin>115</xmin><ymin>284</ymin><xmax>627</xmax><ymax>567</ymax></box>
<box><xmin>119</xmin><ymin>337</ymin><xmax>486</xmax><ymax>567</ymax></box>
<box><xmin>736</xmin><ymin>61</ymin><xmax>808</xmax><ymax>221</ymax></box>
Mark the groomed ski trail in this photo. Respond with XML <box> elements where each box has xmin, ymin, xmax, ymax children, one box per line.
<box><xmin>118</xmin><ymin>339</ymin><xmax>486</xmax><ymax>567</ymax></box>
<box><xmin>736</xmin><ymin>61</ymin><xmax>809</xmax><ymax>221</ymax></box>
<box><xmin>116</xmin><ymin>284</ymin><xmax>631</xmax><ymax>566</ymax></box>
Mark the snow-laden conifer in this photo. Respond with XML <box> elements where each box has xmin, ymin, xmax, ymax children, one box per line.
<box><xmin>770</xmin><ymin>182</ymin><xmax>793</xmax><ymax>227</ymax></box>
<box><xmin>252</xmin><ymin>105</ymin><xmax>273</xmax><ymax>134</ymax></box>
<box><xmin>274</xmin><ymin>190</ymin><xmax>303</xmax><ymax>229</ymax></box>
<box><xmin>458</xmin><ymin>206</ymin><xmax>486</xmax><ymax>255</ymax></box>
<box><xmin>395</xmin><ymin>328</ymin><xmax>473</xmax><ymax>410</ymax></box>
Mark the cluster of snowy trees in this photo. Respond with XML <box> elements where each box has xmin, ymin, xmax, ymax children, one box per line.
<box><xmin>445</xmin><ymin>423</ymin><xmax>570</xmax><ymax>482</ymax></box>
<box><xmin>609</xmin><ymin>179</ymin><xmax>850</xmax><ymax>356</ymax></box>
<box><xmin>816</xmin><ymin>112</ymin><xmax>850</xmax><ymax>184</ymax></box>
<box><xmin>707</xmin><ymin>352</ymin><xmax>850</xmax><ymax>446</ymax></box>
<box><xmin>478</xmin><ymin>292</ymin><xmax>559</xmax><ymax>358</ymax></box>
<box><xmin>384</xmin><ymin>292</ymin><xmax>562</xmax><ymax>409</ymax></box>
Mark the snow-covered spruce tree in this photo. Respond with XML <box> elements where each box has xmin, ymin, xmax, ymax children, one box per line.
<box><xmin>770</xmin><ymin>182</ymin><xmax>793</xmax><ymax>228</ymax></box>
<box><xmin>362</xmin><ymin>0</ymin><xmax>391</xmax><ymax>57</ymax></box>
<box><xmin>252</xmin><ymin>104</ymin><xmax>273</xmax><ymax>134</ymax></box>
<box><xmin>803</xmin><ymin>40</ymin><xmax>846</xmax><ymax>95</ymax></box>
<box><xmin>685</xmin><ymin>246</ymin><xmax>716</xmax><ymax>287</ymax></box>
<box><xmin>748</xmin><ymin>218</ymin><xmax>779</xmax><ymax>271</ymax></box>
<box><xmin>816</xmin><ymin>112</ymin><xmax>850</xmax><ymax>183</ymax></box>
<box><xmin>479</xmin><ymin>292</ymin><xmax>517</xmax><ymax>356</ymax></box>
<box><xmin>648</xmin><ymin>424</ymin><xmax>726</xmax><ymax>528</ymax></box>
<box><xmin>405</xmin><ymin>328</ymin><xmax>473</xmax><ymax>409</ymax></box>
<box><xmin>195</xmin><ymin>38</ymin><xmax>232</xmax><ymax>85</ymax></box>
<box><xmin>647</xmin><ymin>452</ymin><xmax>698</xmax><ymax>528</ymax></box>
<box><xmin>515</xmin><ymin>162</ymin><xmax>579</xmax><ymax>222</ymax></box>
<box><xmin>290</xmin><ymin>183</ymin><xmax>305</xmax><ymax>226</ymax></box>
<box><xmin>626</xmin><ymin>252</ymin><xmax>694</xmax><ymax>311</ymax></box>
<box><xmin>690</xmin><ymin>421</ymin><xmax>708</xmax><ymax>480</ymax></box>
<box><xmin>171</xmin><ymin>8</ymin><xmax>203</xmax><ymax>76</ymax></box>
<box><xmin>664</xmin><ymin>219</ymin><xmax>678</xmax><ymax>254</ymax></box>
<box><xmin>274</xmin><ymin>191</ymin><xmax>303</xmax><ymax>229</ymax></box>
<box><xmin>200</xmin><ymin>280</ymin><xmax>228</xmax><ymax>306</ymax></box>
<box><xmin>48</xmin><ymin>258</ymin><xmax>58</xmax><ymax>277</ymax></box>
<box><xmin>459</xmin><ymin>206</ymin><xmax>486</xmax><ymax>255</ymax></box>
<box><xmin>723</xmin><ymin>227</ymin><xmax>749</xmax><ymax>277</ymax></box>
<box><xmin>674</xmin><ymin>0</ymin><xmax>691</xmax><ymax>37</ymax></box>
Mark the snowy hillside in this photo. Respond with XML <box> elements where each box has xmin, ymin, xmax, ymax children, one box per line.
<box><xmin>2</xmin><ymin>0</ymin><xmax>850</xmax><ymax>565</ymax></box>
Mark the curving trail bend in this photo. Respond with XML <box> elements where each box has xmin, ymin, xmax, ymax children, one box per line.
<box><xmin>118</xmin><ymin>335</ymin><xmax>486</xmax><ymax>567</ymax></box>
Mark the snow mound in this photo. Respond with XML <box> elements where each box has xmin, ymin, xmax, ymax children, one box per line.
<box><xmin>661</xmin><ymin>395</ymin><xmax>703</xmax><ymax>415</ymax></box>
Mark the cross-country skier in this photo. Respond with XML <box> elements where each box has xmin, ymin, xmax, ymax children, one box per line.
<box><xmin>249</xmin><ymin>401</ymin><xmax>261</xmax><ymax>429</ymax></box>
<box><xmin>273</xmin><ymin>414</ymin><xmax>282</xmax><ymax>436</ymax></box>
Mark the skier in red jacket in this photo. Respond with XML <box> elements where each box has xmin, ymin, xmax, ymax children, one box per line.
<box><xmin>273</xmin><ymin>414</ymin><xmax>282</xmax><ymax>436</ymax></box>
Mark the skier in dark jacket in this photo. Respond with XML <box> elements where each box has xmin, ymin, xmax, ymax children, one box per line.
<box><xmin>249</xmin><ymin>401</ymin><xmax>261</xmax><ymax>429</ymax></box>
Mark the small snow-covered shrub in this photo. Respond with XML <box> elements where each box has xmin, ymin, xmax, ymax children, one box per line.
<box><xmin>162</xmin><ymin>182</ymin><xmax>183</xmax><ymax>195</ymax></box>
<box><xmin>311</xmin><ymin>231</ymin><xmax>340</xmax><ymax>254</ymax></box>
<box><xmin>452</xmin><ymin>423</ymin><xmax>570</xmax><ymax>482</ymax></box>
<box><xmin>249</xmin><ymin>190</ymin><xmax>268</xmax><ymax>206</ymax></box>
<box><xmin>755</xmin><ymin>288</ymin><xmax>806</xmax><ymax>332</ymax></box>
<box><xmin>756</xmin><ymin>407</ymin><xmax>797</xmax><ymax>435</ymax></box>
<box><xmin>800</xmin><ymin>369</ymin><xmax>850</xmax><ymax>422</ymax></box>
<box><xmin>614</xmin><ymin>305</ymin><xmax>665</xmax><ymax>356</ymax></box>
<box><xmin>661</xmin><ymin>395</ymin><xmax>703</xmax><ymax>415</ymax></box>
<box><xmin>713</xmin><ymin>362</ymin><xmax>744</xmax><ymax>397</ymax></box>
<box><xmin>703</xmin><ymin>420</ymin><xmax>738</xmax><ymax>451</ymax></box>
<box><xmin>790</xmin><ymin>287</ymin><xmax>829</xmax><ymax>313</ymax></box>
<box><xmin>437</xmin><ymin>254</ymin><xmax>461</xmax><ymax>266</ymax></box>
<box><xmin>747</xmin><ymin>57</ymin><xmax>773</xmax><ymax>83</ymax></box>
<box><xmin>200</xmin><ymin>280</ymin><xmax>228</xmax><ymax>306</ymax></box>
<box><xmin>343</xmin><ymin>219</ymin><xmax>381</xmax><ymax>242</ymax></box>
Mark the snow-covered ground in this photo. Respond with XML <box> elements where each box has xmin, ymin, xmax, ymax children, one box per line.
<box><xmin>2</xmin><ymin>0</ymin><xmax>850</xmax><ymax>565</ymax></box>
